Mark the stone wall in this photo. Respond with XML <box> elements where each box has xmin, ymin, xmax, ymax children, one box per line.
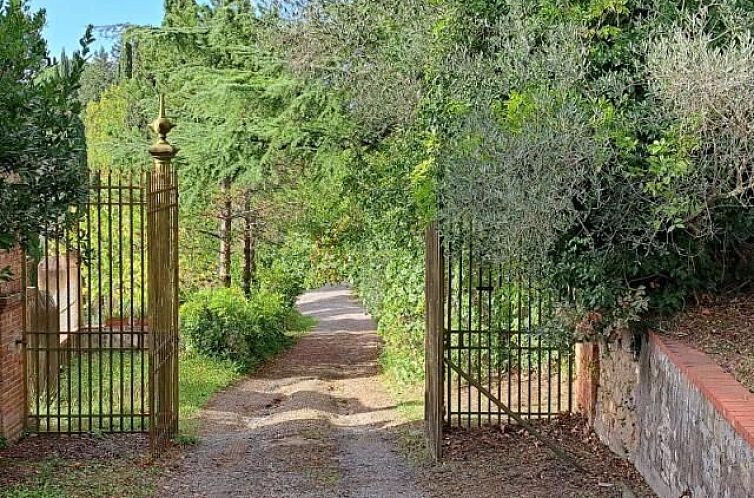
<box><xmin>593</xmin><ymin>331</ymin><xmax>754</xmax><ymax>498</ymax></box>
<box><xmin>0</xmin><ymin>248</ymin><xmax>26</xmax><ymax>443</ymax></box>
<box><xmin>593</xmin><ymin>329</ymin><xmax>640</xmax><ymax>458</ymax></box>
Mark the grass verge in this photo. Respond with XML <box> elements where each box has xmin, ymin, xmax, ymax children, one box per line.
<box><xmin>381</xmin><ymin>374</ymin><xmax>430</xmax><ymax>464</ymax></box>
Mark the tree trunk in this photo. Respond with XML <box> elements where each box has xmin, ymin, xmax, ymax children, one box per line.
<box><xmin>242</xmin><ymin>193</ymin><xmax>257</xmax><ymax>298</ymax></box>
<box><xmin>219</xmin><ymin>177</ymin><xmax>232</xmax><ymax>288</ymax></box>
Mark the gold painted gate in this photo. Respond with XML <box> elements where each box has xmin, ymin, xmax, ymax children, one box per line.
<box><xmin>23</xmin><ymin>97</ymin><xmax>179</xmax><ymax>456</ymax></box>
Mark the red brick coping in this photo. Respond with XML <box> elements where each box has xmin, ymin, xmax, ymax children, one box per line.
<box><xmin>650</xmin><ymin>332</ymin><xmax>754</xmax><ymax>447</ymax></box>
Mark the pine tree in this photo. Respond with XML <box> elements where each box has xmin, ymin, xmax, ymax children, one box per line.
<box><xmin>164</xmin><ymin>0</ymin><xmax>200</xmax><ymax>27</ymax></box>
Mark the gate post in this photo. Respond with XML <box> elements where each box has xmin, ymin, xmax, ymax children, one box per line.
<box><xmin>147</xmin><ymin>95</ymin><xmax>180</xmax><ymax>454</ymax></box>
<box><xmin>0</xmin><ymin>247</ymin><xmax>26</xmax><ymax>444</ymax></box>
<box><xmin>424</xmin><ymin>222</ymin><xmax>444</xmax><ymax>461</ymax></box>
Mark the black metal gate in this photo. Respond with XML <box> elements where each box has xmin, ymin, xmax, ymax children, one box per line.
<box><xmin>425</xmin><ymin>225</ymin><xmax>574</xmax><ymax>451</ymax></box>
<box><xmin>23</xmin><ymin>98</ymin><xmax>179</xmax><ymax>455</ymax></box>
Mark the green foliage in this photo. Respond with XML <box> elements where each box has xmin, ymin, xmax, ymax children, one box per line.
<box><xmin>75</xmin><ymin>0</ymin><xmax>754</xmax><ymax>389</ymax></box>
<box><xmin>78</xmin><ymin>48</ymin><xmax>117</xmax><ymax>105</ymax></box>
<box><xmin>348</xmin><ymin>239</ymin><xmax>425</xmax><ymax>383</ymax></box>
<box><xmin>272</xmin><ymin>0</ymin><xmax>754</xmax><ymax>355</ymax></box>
<box><xmin>0</xmin><ymin>0</ymin><xmax>92</xmax><ymax>253</ymax></box>
<box><xmin>258</xmin><ymin>262</ymin><xmax>305</xmax><ymax>309</ymax></box>
<box><xmin>180</xmin><ymin>287</ymin><xmax>289</xmax><ymax>370</ymax></box>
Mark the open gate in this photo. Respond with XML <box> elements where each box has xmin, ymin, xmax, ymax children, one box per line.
<box><xmin>425</xmin><ymin>225</ymin><xmax>574</xmax><ymax>460</ymax></box>
<box><xmin>23</xmin><ymin>98</ymin><xmax>179</xmax><ymax>456</ymax></box>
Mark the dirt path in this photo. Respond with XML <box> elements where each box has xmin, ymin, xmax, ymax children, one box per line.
<box><xmin>159</xmin><ymin>286</ymin><xmax>426</xmax><ymax>498</ymax></box>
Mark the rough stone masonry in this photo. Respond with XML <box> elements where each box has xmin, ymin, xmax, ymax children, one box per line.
<box><xmin>592</xmin><ymin>330</ymin><xmax>754</xmax><ymax>498</ymax></box>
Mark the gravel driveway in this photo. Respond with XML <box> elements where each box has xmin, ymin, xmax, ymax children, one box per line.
<box><xmin>158</xmin><ymin>285</ymin><xmax>426</xmax><ymax>498</ymax></box>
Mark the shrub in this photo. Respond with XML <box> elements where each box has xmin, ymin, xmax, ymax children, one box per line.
<box><xmin>258</xmin><ymin>262</ymin><xmax>305</xmax><ymax>309</ymax></box>
<box><xmin>180</xmin><ymin>287</ymin><xmax>289</xmax><ymax>370</ymax></box>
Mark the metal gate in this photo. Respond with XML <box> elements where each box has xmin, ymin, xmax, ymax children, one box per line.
<box><xmin>425</xmin><ymin>225</ymin><xmax>574</xmax><ymax>458</ymax></box>
<box><xmin>23</xmin><ymin>98</ymin><xmax>179</xmax><ymax>455</ymax></box>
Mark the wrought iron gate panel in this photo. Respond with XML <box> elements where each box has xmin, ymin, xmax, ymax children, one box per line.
<box><xmin>24</xmin><ymin>171</ymin><xmax>150</xmax><ymax>433</ymax></box>
<box><xmin>425</xmin><ymin>227</ymin><xmax>574</xmax><ymax>436</ymax></box>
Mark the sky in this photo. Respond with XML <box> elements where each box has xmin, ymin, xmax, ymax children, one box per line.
<box><xmin>28</xmin><ymin>1</ymin><xmax>166</xmax><ymax>55</ymax></box>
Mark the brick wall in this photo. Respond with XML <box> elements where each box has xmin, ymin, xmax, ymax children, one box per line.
<box><xmin>592</xmin><ymin>331</ymin><xmax>754</xmax><ymax>498</ymax></box>
<box><xmin>0</xmin><ymin>248</ymin><xmax>26</xmax><ymax>443</ymax></box>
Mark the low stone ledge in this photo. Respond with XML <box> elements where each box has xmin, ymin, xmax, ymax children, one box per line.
<box><xmin>650</xmin><ymin>333</ymin><xmax>754</xmax><ymax>449</ymax></box>
<box><xmin>593</xmin><ymin>330</ymin><xmax>754</xmax><ymax>498</ymax></box>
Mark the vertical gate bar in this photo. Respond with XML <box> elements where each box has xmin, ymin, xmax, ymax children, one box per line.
<box><xmin>147</xmin><ymin>171</ymin><xmax>154</xmax><ymax>450</ymax></box>
<box><xmin>65</xmin><ymin>229</ymin><xmax>73</xmax><ymax>430</ymax></box>
<box><xmin>76</xmin><ymin>211</ymin><xmax>83</xmax><ymax>431</ymax></box>
<box><xmin>424</xmin><ymin>223</ymin><xmax>441</xmax><ymax>461</ymax></box>
<box><xmin>527</xmin><ymin>273</ymin><xmax>532</xmax><ymax>419</ymax></box>
<box><xmin>172</xmin><ymin>167</ymin><xmax>179</xmax><ymax>433</ymax></box>
<box><xmin>516</xmin><ymin>265</ymin><xmax>522</xmax><ymax>419</ymax></box>
<box><xmin>55</xmin><ymin>234</ymin><xmax>61</xmax><ymax>431</ymax></box>
<box><xmin>568</xmin><ymin>339</ymin><xmax>574</xmax><ymax>414</ymax></box>
<box><xmin>53</xmin><ymin>234</ymin><xmax>63</xmax><ymax>432</ymax></box>
<box><xmin>152</xmin><ymin>169</ymin><xmax>157</xmax><ymax>443</ymax></box>
<box><xmin>158</xmin><ymin>169</ymin><xmax>162</xmax><ymax>439</ymax></box>
<box><xmin>129</xmin><ymin>171</ymin><xmax>135</xmax><ymax>431</ymax></box>
<box><xmin>506</xmin><ymin>259</ymin><xmax>512</xmax><ymax>423</ymax></box>
<box><xmin>466</xmin><ymin>233</ymin><xmax>472</xmax><ymax>428</ymax></box>
<box><xmin>140</xmin><ymin>171</ymin><xmax>146</xmax><ymax>431</ymax></box>
<box><xmin>497</xmin><ymin>262</ymin><xmax>503</xmax><ymax>426</ymax></box>
<box><xmin>45</xmin><ymin>228</ymin><xmax>52</xmax><ymax>430</ymax></box>
<box><xmin>164</xmin><ymin>169</ymin><xmax>167</xmax><ymax>435</ymax></box>
<box><xmin>118</xmin><ymin>172</ymin><xmax>125</xmax><ymax>431</ymax></box>
<box><xmin>486</xmin><ymin>265</ymin><xmax>492</xmax><ymax>425</ymax></box>
<box><xmin>537</xmin><ymin>286</ymin><xmax>542</xmax><ymax>418</ymax></box>
<box><xmin>547</xmin><ymin>290</ymin><xmax>552</xmax><ymax>419</ymax></box>
<box><xmin>476</xmin><ymin>256</ymin><xmax>482</xmax><ymax>427</ymax></box>
<box><xmin>97</xmin><ymin>172</ymin><xmax>104</xmax><ymax>431</ymax></box>
<box><xmin>445</xmin><ymin>239</ymin><xmax>452</xmax><ymax>425</ymax></box>
<box><xmin>59</xmin><ymin>235</ymin><xmax>66</xmax><ymax>431</ymax></box>
<box><xmin>439</xmin><ymin>231</ymin><xmax>444</xmax><ymax>457</ymax></box>
<box><xmin>556</xmin><ymin>295</ymin><xmax>562</xmax><ymax>413</ymax></box>
<box><xmin>43</xmin><ymin>229</ymin><xmax>49</xmax><ymax>431</ymax></box>
<box><xmin>456</xmin><ymin>236</ymin><xmax>462</xmax><ymax>426</ymax></box>
<box><xmin>87</xmin><ymin>178</ymin><xmax>94</xmax><ymax>431</ymax></box>
<box><xmin>107</xmin><ymin>170</ymin><xmax>114</xmax><ymax>431</ymax></box>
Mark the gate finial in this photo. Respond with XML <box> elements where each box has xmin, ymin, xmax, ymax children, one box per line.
<box><xmin>149</xmin><ymin>94</ymin><xmax>178</xmax><ymax>160</ymax></box>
